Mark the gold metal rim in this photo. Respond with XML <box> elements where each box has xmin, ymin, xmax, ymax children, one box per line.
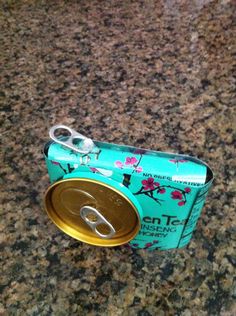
<box><xmin>44</xmin><ymin>178</ymin><xmax>141</xmax><ymax>247</ymax></box>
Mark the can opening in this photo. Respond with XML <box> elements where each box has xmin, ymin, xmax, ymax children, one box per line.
<box><xmin>95</xmin><ymin>223</ymin><xmax>112</xmax><ymax>236</ymax></box>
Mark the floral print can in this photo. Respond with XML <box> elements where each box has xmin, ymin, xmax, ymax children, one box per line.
<box><xmin>44</xmin><ymin>126</ymin><xmax>214</xmax><ymax>250</ymax></box>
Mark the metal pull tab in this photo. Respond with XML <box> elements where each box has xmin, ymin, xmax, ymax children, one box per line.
<box><xmin>49</xmin><ymin>125</ymin><xmax>94</xmax><ymax>154</ymax></box>
<box><xmin>80</xmin><ymin>206</ymin><xmax>116</xmax><ymax>239</ymax></box>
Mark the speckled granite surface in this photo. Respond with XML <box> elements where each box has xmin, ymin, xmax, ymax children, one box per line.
<box><xmin>1</xmin><ymin>0</ymin><xmax>236</xmax><ymax>315</ymax></box>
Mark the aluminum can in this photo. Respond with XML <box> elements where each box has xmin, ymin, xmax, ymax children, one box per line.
<box><xmin>44</xmin><ymin>125</ymin><xmax>213</xmax><ymax>250</ymax></box>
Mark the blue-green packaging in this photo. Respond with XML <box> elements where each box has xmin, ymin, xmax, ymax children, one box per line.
<box><xmin>44</xmin><ymin>134</ymin><xmax>213</xmax><ymax>250</ymax></box>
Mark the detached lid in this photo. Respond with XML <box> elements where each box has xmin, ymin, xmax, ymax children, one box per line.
<box><xmin>44</xmin><ymin>177</ymin><xmax>141</xmax><ymax>246</ymax></box>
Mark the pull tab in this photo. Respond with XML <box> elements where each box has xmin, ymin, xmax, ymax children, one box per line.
<box><xmin>49</xmin><ymin>125</ymin><xmax>94</xmax><ymax>154</ymax></box>
<box><xmin>80</xmin><ymin>206</ymin><xmax>116</xmax><ymax>239</ymax></box>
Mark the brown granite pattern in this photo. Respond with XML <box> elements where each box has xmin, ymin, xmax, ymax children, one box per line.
<box><xmin>0</xmin><ymin>0</ymin><xmax>236</xmax><ymax>315</ymax></box>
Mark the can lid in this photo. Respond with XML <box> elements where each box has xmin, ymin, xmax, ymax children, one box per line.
<box><xmin>44</xmin><ymin>178</ymin><xmax>141</xmax><ymax>246</ymax></box>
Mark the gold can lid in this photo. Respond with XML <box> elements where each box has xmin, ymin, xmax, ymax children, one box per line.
<box><xmin>44</xmin><ymin>178</ymin><xmax>141</xmax><ymax>246</ymax></box>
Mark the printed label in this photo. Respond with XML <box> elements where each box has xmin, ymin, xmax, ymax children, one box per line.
<box><xmin>143</xmin><ymin>173</ymin><xmax>204</xmax><ymax>186</ymax></box>
<box><xmin>131</xmin><ymin>214</ymin><xmax>188</xmax><ymax>249</ymax></box>
<box><xmin>178</xmin><ymin>187</ymin><xmax>210</xmax><ymax>248</ymax></box>
<box><xmin>46</xmin><ymin>137</ymin><xmax>212</xmax><ymax>250</ymax></box>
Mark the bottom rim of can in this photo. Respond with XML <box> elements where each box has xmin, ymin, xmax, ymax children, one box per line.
<box><xmin>44</xmin><ymin>177</ymin><xmax>141</xmax><ymax>247</ymax></box>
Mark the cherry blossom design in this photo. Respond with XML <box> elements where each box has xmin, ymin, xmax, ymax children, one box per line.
<box><xmin>134</xmin><ymin>149</ymin><xmax>147</xmax><ymax>155</ymax></box>
<box><xmin>170</xmin><ymin>187</ymin><xmax>192</xmax><ymax>206</ymax></box>
<box><xmin>135</xmin><ymin>166</ymin><xmax>143</xmax><ymax>173</ymax></box>
<box><xmin>125</xmin><ymin>157</ymin><xmax>138</xmax><ymax>165</ymax></box>
<box><xmin>51</xmin><ymin>160</ymin><xmax>60</xmax><ymax>165</ymax></box>
<box><xmin>90</xmin><ymin>167</ymin><xmax>98</xmax><ymax>173</ymax></box>
<box><xmin>134</xmin><ymin>179</ymin><xmax>192</xmax><ymax>207</ymax></box>
<box><xmin>50</xmin><ymin>161</ymin><xmax>74</xmax><ymax>174</ymax></box>
<box><xmin>115</xmin><ymin>160</ymin><xmax>124</xmax><ymax>169</ymax></box>
<box><xmin>69</xmin><ymin>148</ymin><xmax>101</xmax><ymax>161</ymax></box>
<box><xmin>50</xmin><ymin>148</ymin><xmax>101</xmax><ymax>178</ymax></box>
<box><xmin>119</xmin><ymin>152</ymin><xmax>144</xmax><ymax>187</ymax></box>
<box><xmin>116</xmin><ymin>155</ymin><xmax>144</xmax><ymax>175</ymax></box>
<box><xmin>142</xmin><ymin>177</ymin><xmax>160</xmax><ymax>190</ymax></box>
<box><xmin>144</xmin><ymin>240</ymin><xmax>159</xmax><ymax>249</ymax></box>
<box><xmin>184</xmin><ymin>187</ymin><xmax>191</xmax><ymax>193</ymax></box>
<box><xmin>171</xmin><ymin>190</ymin><xmax>183</xmax><ymax>200</ymax></box>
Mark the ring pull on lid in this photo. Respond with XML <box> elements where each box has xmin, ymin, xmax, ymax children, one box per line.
<box><xmin>44</xmin><ymin>177</ymin><xmax>141</xmax><ymax>247</ymax></box>
<box><xmin>49</xmin><ymin>125</ymin><xmax>94</xmax><ymax>154</ymax></box>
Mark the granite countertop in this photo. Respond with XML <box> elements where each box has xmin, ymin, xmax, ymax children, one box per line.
<box><xmin>1</xmin><ymin>0</ymin><xmax>235</xmax><ymax>315</ymax></box>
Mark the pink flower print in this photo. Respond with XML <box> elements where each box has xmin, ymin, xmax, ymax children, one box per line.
<box><xmin>125</xmin><ymin>157</ymin><xmax>138</xmax><ymax>165</ymax></box>
<box><xmin>51</xmin><ymin>161</ymin><xmax>60</xmax><ymax>165</ymax></box>
<box><xmin>178</xmin><ymin>201</ymin><xmax>186</xmax><ymax>206</ymax></box>
<box><xmin>135</xmin><ymin>166</ymin><xmax>143</xmax><ymax>173</ymax></box>
<box><xmin>115</xmin><ymin>161</ymin><xmax>123</xmax><ymax>169</ymax></box>
<box><xmin>144</xmin><ymin>242</ymin><xmax>152</xmax><ymax>249</ymax></box>
<box><xmin>159</xmin><ymin>188</ymin><xmax>166</xmax><ymax>194</ymax></box>
<box><xmin>184</xmin><ymin>187</ymin><xmax>191</xmax><ymax>193</ymax></box>
<box><xmin>90</xmin><ymin>167</ymin><xmax>98</xmax><ymax>173</ymax></box>
<box><xmin>171</xmin><ymin>190</ymin><xmax>183</xmax><ymax>200</ymax></box>
<box><xmin>142</xmin><ymin>178</ymin><xmax>160</xmax><ymax>190</ymax></box>
<box><xmin>134</xmin><ymin>149</ymin><xmax>146</xmax><ymax>155</ymax></box>
<box><xmin>144</xmin><ymin>240</ymin><xmax>158</xmax><ymax>249</ymax></box>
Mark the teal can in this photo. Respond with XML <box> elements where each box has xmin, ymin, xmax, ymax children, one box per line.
<box><xmin>44</xmin><ymin>125</ymin><xmax>213</xmax><ymax>250</ymax></box>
